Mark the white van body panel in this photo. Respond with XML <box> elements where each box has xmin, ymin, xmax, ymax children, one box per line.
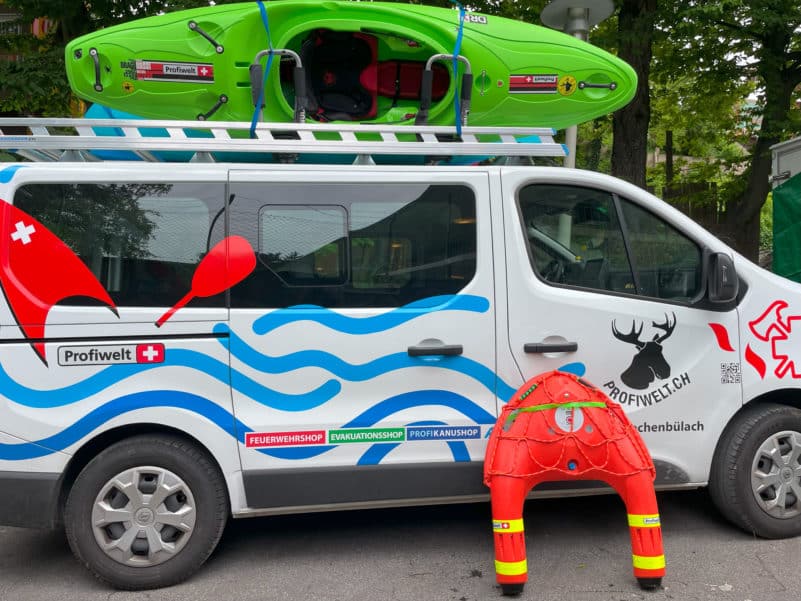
<box><xmin>0</xmin><ymin>159</ymin><xmax>798</xmax><ymax>521</ymax></box>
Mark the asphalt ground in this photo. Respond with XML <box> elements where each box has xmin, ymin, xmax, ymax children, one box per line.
<box><xmin>1</xmin><ymin>489</ymin><xmax>800</xmax><ymax>601</ymax></box>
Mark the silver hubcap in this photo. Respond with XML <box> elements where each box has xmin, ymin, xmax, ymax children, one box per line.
<box><xmin>751</xmin><ymin>430</ymin><xmax>801</xmax><ymax>519</ymax></box>
<box><xmin>91</xmin><ymin>466</ymin><xmax>197</xmax><ymax>567</ymax></box>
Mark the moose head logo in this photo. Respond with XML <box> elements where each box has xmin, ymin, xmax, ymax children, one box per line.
<box><xmin>612</xmin><ymin>313</ymin><xmax>676</xmax><ymax>390</ymax></box>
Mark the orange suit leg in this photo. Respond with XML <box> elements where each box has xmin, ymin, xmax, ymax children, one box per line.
<box><xmin>614</xmin><ymin>471</ymin><xmax>666</xmax><ymax>589</ymax></box>
<box><xmin>489</xmin><ymin>475</ymin><xmax>532</xmax><ymax>595</ymax></box>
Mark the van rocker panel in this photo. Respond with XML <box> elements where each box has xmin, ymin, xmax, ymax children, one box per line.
<box><xmin>241</xmin><ymin>459</ymin><xmax>693</xmax><ymax>510</ymax></box>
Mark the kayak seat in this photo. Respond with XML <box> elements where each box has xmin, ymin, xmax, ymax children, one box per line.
<box><xmin>302</xmin><ymin>30</ymin><xmax>378</xmax><ymax>121</ymax></box>
<box><xmin>374</xmin><ymin>61</ymin><xmax>449</xmax><ymax>102</ymax></box>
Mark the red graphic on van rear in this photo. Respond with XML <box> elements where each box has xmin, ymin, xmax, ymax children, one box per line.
<box><xmin>0</xmin><ymin>201</ymin><xmax>117</xmax><ymax>364</ymax></box>
<box><xmin>748</xmin><ymin>300</ymin><xmax>801</xmax><ymax>379</ymax></box>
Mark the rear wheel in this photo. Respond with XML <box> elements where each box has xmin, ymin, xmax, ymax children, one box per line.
<box><xmin>709</xmin><ymin>403</ymin><xmax>801</xmax><ymax>539</ymax></box>
<box><xmin>64</xmin><ymin>434</ymin><xmax>228</xmax><ymax>589</ymax></box>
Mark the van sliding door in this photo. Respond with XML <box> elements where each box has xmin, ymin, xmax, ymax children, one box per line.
<box><xmin>226</xmin><ymin>170</ymin><xmax>498</xmax><ymax>510</ymax></box>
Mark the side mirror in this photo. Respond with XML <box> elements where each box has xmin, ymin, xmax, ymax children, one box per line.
<box><xmin>708</xmin><ymin>252</ymin><xmax>738</xmax><ymax>303</ymax></box>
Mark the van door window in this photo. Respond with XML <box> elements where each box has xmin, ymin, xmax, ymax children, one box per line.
<box><xmin>618</xmin><ymin>198</ymin><xmax>703</xmax><ymax>301</ymax></box>
<box><xmin>519</xmin><ymin>184</ymin><xmax>702</xmax><ymax>301</ymax></box>
<box><xmin>259</xmin><ymin>205</ymin><xmax>347</xmax><ymax>286</ymax></box>
<box><xmin>519</xmin><ymin>184</ymin><xmax>635</xmax><ymax>293</ymax></box>
<box><xmin>230</xmin><ymin>183</ymin><xmax>476</xmax><ymax>308</ymax></box>
<box><xmin>13</xmin><ymin>182</ymin><xmax>226</xmax><ymax>307</ymax></box>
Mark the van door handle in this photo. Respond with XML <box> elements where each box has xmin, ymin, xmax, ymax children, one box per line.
<box><xmin>407</xmin><ymin>344</ymin><xmax>464</xmax><ymax>357</ymax></box>
<box><xmin>524</xmin><ymin>342</ymin><xmax>578</xmax><ymax>353</ymax></box>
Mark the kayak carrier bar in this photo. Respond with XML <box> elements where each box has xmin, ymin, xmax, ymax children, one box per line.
<box><xmin>0</xmin><ymin>118</ymin><xmax>567</xmax><ymax>163</ymax></box>
<box><xmin>416</xmin><ymin>54</ymin><xmax>472</xmax><ymax>126</ymax></box>
<box><xmin>250</xmin><ymin>49</ymin><xmax>306</xmax><ymax>123</ymax></box>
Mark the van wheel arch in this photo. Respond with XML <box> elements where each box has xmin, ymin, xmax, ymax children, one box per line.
<box><xmin>709</xmin><ymin>399</ymin><xmax>801</xmax><ymax>539</ymax></box>
<box><xmin>58</xmin><ymin>424</ymin><xmax>227</xmax><ymax>527</ymax></box>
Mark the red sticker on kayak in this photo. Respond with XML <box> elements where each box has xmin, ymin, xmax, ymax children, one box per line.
<box><xmin>509</xmin><ymin>74</ymin><xmax>558</xmax><ymax>94</ymax></box>
<box><xmin>135</xmin><ymin>59</ymin><xmax>214</xmax><ymax>83</ymax></box>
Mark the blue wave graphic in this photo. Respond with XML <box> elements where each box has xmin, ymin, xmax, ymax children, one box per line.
<box><xmin>343</xmin><ymin>390</ymin><xmax>496</xmax><ymax>427</ymax></box>
<box><xmin>257</xmin><ymin>390</ymin><xmax>494</xmax><ymax>460</ymax></box>
<box><xmin>357</xmin><ymin>440</ymin><xmax>469</xmax><ymax>465</ymax></box>
<box><xmin>0</xmin><ymin>165</ymin><xmax>24</xmax><ymax>184</ymax></box>
<box><xmin>220</xmin><ymin>325</ymin><xmax>514</xmax><ymax>400</ymax></box>
<box><xmin>251</xmin><ymin>294</ymin><xmax>489</xmax><ymax>335</ymax></box>
<box><xmin>1</xmin><ymin>389</ymin><xmax>492</xmax><ymax>463</ymax></box>
<box><xmin>558</xmin><ymin>362</ymin><xmax>587</xmax><ymax>377</ymax></box>
<box><xmin>258</xmin><ymin>445</ymin><xmax>336</xmax><ymax>460</ymax></box>
<box><xmin>0</xmin><ymin>390</ymin><xmax>249</xmax><ymax>460</ymax></box>
<box><xmin>0</xmin><ymin>348</ymin><xmax>340</xmax><ymax>412</ymax></box>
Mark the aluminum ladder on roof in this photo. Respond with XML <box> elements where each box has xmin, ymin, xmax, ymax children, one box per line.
<box><xmin>0</xmin><ymin>117</ymin><xmax>567</xmax><ymax>164</ymax></box>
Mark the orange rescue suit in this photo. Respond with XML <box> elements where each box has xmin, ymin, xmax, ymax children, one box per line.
<box><xmin>484</xmin><ymin>370</ymin><xmax>665</xmax><ymax>596</ymax></box>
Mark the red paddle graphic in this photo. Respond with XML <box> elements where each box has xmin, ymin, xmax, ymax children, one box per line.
<box><xmin>156</xmin><ymin>235</ymin><xmax>256</xmax><ymax>327</ymax></box>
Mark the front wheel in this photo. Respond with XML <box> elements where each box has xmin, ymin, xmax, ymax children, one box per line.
<box><xmin>64</xmin><ymin>434</ymin><xmax>229</xmax><ymax>589</ymax></box>
<box><xmin>709</xmin><ymin>403</ymin><xmax>801</xmax><ymax>539</ymax></box>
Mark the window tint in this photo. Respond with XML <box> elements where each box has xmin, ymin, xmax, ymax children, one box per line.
<box><xmin>619</xmin><ymin>198</ymin><xmax>702</xmax><ymax>301</ymax></box>
<box><xmin>519</xmin><ymin>184</ymin><xmax>702</xmax><ymax>301</ymax></box>
<box><xmin>260</xmin><ymin>206</ymin><xmax>347</xmax><ymax>285</ymax></box>
<box><xmin>519</xmin><ymin>185</ymin><xmax>635</xmax><ymax>293</ymax></box>
<box><xmin>230</xmin><ymin>183</ymin><xmax>476</xmax><ymax>308</ymax></box>
<box><xmin>14</xmin><ymin>182</ymin><xmax>226</xmax><ymax>307</ymax></box>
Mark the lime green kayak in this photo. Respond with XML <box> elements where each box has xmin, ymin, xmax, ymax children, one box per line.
<box><xmin>65</xmin><ymin>0</ymin><xmax>636</xmax><ymax>129</ymax></box>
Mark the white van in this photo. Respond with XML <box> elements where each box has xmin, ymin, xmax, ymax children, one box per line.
<box><xmin>1</xmin><ymin>119</ymin><xmax>800</xmax><ymax>589</ymax></box>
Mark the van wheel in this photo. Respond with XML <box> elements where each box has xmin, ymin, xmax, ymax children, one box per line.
<box><xmin>64</xmin><ymin>434</ymin><xmax>228</xmax><ymax>589</ymax></box>
<box><xmin>709</xmin><ymin>403</ymin><xmax>801</xmax><ymax>539</ymax></box>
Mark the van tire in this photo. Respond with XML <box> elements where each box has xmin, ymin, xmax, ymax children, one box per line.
<box><xmin>64</xmin><ymin>434</ymin><xmax>228</xmax><ymax>590</ymax></box>
<box><xmin>709</xmin><ymin>403</ymin><xmax>801</xmax><ymax>539</ymax></box>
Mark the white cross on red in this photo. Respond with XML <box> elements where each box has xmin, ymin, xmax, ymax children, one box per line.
<box><xmin>11</xmin><ymin>220</ymin><xmax>36</xmax><ymax>245</ymax></box>
<box><xmin>141</xmin><ymin>345</ymin><xmax>160</xmax><ymax>361</ymax></box>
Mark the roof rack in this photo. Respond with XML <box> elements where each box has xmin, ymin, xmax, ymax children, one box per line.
<box><xmin>0</xmin><ymin>118</ymin><xmax>567</xmax><ymax>164</ymax></box>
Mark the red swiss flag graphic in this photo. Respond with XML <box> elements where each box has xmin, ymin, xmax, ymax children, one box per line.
<box><xmin>136</xmin><ymin>343</ymin><xmax>165</xmax><ymax>364</ymax></box>
<box><xmin>0</xmin><ymin>201</ymin><xmax>117</xmax><ymax>364</ymax></box>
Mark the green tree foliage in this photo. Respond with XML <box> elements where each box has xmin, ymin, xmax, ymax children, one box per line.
<box><xmin>0</xmin><ymin>0</ymin><xmax>235</xmax><ymax>115</ymax></box>
<box><xmin>663</xmin><ymin>0</ymin><xmax>801</xmax><ymax>260</ymax></box>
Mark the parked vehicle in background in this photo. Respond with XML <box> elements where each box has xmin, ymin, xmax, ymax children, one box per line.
<box><xmin>771</xmin><ymin>135</ymin><xmax>801</xmax><ymax>282</ymax></box>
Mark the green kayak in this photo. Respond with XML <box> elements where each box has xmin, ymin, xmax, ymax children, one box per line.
<box><xmin>65</xmin><ymin>0</ymin><xmax>636</xmax><ymax>129</ymax></box>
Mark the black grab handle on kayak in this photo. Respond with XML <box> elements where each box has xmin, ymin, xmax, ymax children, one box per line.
<box><xmin>89</xmin><ymin>48</ymin><xmax>102</xmax><ymax>92</ymax></box>
<box><xmin>188</xmin><ymin>20</ymin><xmax>224</xmax><ymax>54</ymax></box>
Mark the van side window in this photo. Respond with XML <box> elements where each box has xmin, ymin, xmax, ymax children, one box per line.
<box><xmin>618</xmin><ymin>198</ymin><xmax>703</xmax><ymax>301</ymax></box>
<box><xmin>13</xmin><ymin>182</ymin><xmax>226</xmax><ymax>307</ymax></box>
<box><xmin>260</xmin><ymin>206</ymin><xmax>348</xmax><ymax>286</ymax></box>
<box><xmin>230</xmin><ymin>183</ymin><xmax>476</xmax><ymax>308</ymax></box>
<box><xmin>519</xmin><ymin>184</ymin><xmax>635</xmax><ymax>293</ymax></box>
<box><xmin>519</xmin><ymin>184</ymin><xmax>702</xmax><ymax>301</ymax></box>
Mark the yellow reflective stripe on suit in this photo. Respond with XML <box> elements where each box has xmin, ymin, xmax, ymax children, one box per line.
<box><xmin>493</xmin><ymin>518</ymin><xmax>524</xmax><ymax>533</ymax></box>
<box><xmin>632</xmin><ymin>554</ymin><xmax>666</xmax><ymax>570</ymax></box>
<box><xmin>627</xmin><ymin>514</ymin><xmax>661</xmax><ymax>528</ymax></box>
<box><xmin>495</xmin><ymin>559</ymin><xmax>528</xmax><ymax>576</ymax></box>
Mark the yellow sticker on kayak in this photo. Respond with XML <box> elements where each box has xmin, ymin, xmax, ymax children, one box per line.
<box><xmin>558</xmin><ymin>75</ymin><xmax>577</xmax><ymax>96</ymax></box>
